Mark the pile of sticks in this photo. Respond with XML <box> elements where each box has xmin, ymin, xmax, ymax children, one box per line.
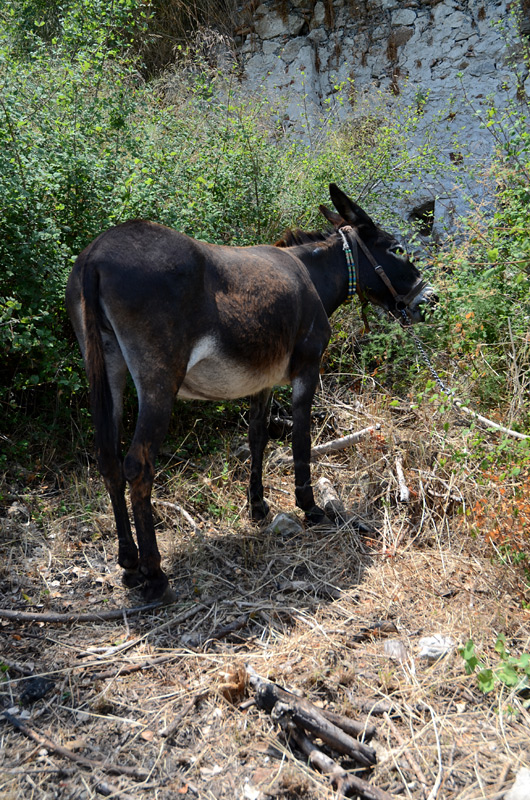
<box><xmin>247</xmin><ymin>667</ymin><xmax>395</xmax><ymax>800</ymax></box>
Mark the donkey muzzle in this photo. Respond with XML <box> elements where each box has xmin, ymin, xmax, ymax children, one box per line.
<box><xmin>403</xmin><ymin>284</ymin><xmax>438</xmax><ymax>323</ymax></box>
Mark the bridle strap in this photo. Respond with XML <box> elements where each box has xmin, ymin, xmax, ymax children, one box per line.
<box><xmin>338</xmin><ymin>226</ymin><xmax>371</xmax><ymax>331</ymax></box>
<box><xmin>347</xmin><ymin>227</ymin><xmax>426</xmax><ymax>309</ymax></box>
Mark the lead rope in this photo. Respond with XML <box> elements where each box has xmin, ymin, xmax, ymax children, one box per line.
<box><xmin>399</xmin><ymin>309</ymin><xmax>529</xmax><ymax>440</ymax></box>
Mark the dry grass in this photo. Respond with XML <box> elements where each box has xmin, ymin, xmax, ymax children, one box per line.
<box><xmin>1</xmin><ymin>385</ymin><xmax>530</xmax><ymax>799</ymax></box>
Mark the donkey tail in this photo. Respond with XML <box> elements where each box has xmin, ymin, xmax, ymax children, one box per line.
<box><xmin>81</xmin><ymin>258</ymin><xmax>116</xmax><ymax>467</ymax></box>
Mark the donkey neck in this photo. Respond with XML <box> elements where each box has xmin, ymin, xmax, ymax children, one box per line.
<box><xmin>290</xmin><ymin>237</ymin><xmax>349</xmax><ymax>317</ymax></box>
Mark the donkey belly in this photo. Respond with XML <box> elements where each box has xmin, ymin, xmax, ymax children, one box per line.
<box><xmin>178</xmin><ymin>336</ymin><xmax>290</xmax><ymax>401</ymax></box>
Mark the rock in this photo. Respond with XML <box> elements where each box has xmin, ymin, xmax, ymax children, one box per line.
<box><xmin>254</xmin><ymin>11</ymin><xmax>286</xmax><ymax>40</ymax></box>
<box><xmin>265</xmin><ymin>512</ymin><xmax>303</xmax><ymax>537</ymax></box>
<box><xmin>312</xmin><ymin>2</ymin><xmax>326</xmax><ymax>28</ymax></box>
<box><xmin>237</xmin><ymin>0</ymin><xmax>519</xmax><ymax>230</ymax></box>
<box><xmin>391</xmin><ymin>8</ymin><xmax>417</xmax><ymax>26</ymax></box>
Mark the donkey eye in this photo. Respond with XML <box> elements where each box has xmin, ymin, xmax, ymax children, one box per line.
<box><xmin>390</xmin><ymin>245</ymin><xmax>408</xmax><ymax>258</ymax></box>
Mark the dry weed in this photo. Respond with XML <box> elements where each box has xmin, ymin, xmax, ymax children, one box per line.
<box><xmin>1</xmin><ymin>385</ymin><xmax>529</xmax><ymax>799</ymax></box>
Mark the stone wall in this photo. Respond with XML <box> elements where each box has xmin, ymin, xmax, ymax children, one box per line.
<box><xmin>233</xmin><ymin>0</ymin><xmax>528</xmax><ymax>233</ymax></box>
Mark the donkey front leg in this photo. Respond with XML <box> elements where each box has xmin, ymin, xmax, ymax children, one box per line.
<box><xmin>291</xmin><ymin>370</ymin><xmax>327</xmax><ymax>524</ymax></box>
<box><xmin>248</xmin><ymin>388</ymin><xmax>272</xmax><ymax>521</ymax></box>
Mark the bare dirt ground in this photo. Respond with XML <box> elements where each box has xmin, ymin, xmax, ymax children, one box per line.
<box><xmin>1</xmin><ymin>389</ymin><xmax>529</xmax><ymax>800</ymax></box>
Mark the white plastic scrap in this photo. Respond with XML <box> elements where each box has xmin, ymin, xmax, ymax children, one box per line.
<box><xmin>418</xmin><ymin>635</ymin><xmax>456</xmax><ymax>660</ymax></box>
<box><xmin>505</xmin><ymin>767</ymin><xmax>530</xmax><ymax>800</ymax></box>
<box><xmin>384</xmin><ymin>639</ymin><xmax>408</xmax><ymax>662</ymax></box>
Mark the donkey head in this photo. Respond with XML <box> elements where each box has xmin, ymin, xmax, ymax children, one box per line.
<box><xmin>320</xmin><ymin>184</ymin><xmax>436</xmax><ymax>323</ymax></box>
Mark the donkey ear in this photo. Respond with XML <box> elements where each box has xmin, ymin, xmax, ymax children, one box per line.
<box><xmin>329</xmin><ymin>183</ymin><xmax>375</xmax><ymax>229</ymax></box>
<box><xmin>319</xmin><ymin>204</ymin><xmax>344</xmax><ymax>227</ymax></box>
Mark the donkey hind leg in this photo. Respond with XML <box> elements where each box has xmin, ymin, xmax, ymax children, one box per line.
<box><xmin>98</xmin><ymin>332</ymin><xmax>139</xmax><ymax>574</ymax></box>
<box><xmin>291</xmin><ymin>369</ymin><xmax>327</xmax><ymax>525</ymax></box>
<box><xmin>123</xmin><ymin>385</ymin><xmax>177</xmax><ymax>602</ymax></box>
<box><xmin>248</xmin><ymin>389</ymin><xmax>273</xmax><ymax>521</ymax></box>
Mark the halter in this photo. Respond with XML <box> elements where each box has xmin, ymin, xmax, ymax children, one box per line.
<box><xmin>338</xmin><ymin>225</ymin><xmax>427</xmax><ymax>321</ymax></box>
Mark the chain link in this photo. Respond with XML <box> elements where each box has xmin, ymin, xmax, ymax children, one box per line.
<box><xmin>400</xmin><ymin>309</ymin><xmax>453</xmax><ymax>396</ymax></box>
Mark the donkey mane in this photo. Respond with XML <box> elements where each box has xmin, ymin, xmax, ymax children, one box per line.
<box><xmin>275</xmin><ymin>228</ymin><xmax>332</xmax><ymax>248</ymax></box>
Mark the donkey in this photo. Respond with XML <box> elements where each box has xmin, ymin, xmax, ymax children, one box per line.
<box><xmin>66</xmin><ymin>184</ymin><xmax>435</xmax><ymax>601</ymax></box>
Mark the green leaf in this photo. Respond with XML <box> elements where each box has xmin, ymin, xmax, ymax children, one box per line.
<box><xmin>497</xmin><ymin>663</ymin><xmax>520</xmax><ymax>688</ymax></box>
<box><xmin>477</xmin><ymin>669</ymin><xmax>496</xmax><ymax>693</ymax></box>
<box><xmin>494</xmin><ymin>634</ymin><xmax>507</xmax><ymax>658</ymax></box>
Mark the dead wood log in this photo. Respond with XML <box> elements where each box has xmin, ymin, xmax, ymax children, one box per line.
<box><xmin>270</xmin><ymin>700</ymin><xmax>375</xmax><ymax>767</ymax></box>
<box><xmin>310</xmin><ymin>424</ymin><xmax>381</xmax><ymax>458</ymax></box>
<box><xmin>248</xmin><ymin>671</ymin><xmax>376</xmax><ymax>767</ymax></box>
<box><xmin>2</xmin><ymin>711</ymin><xmax>149</xmax><ymax>780</ymax></box>
<box><xmin>314</xmin><ymin>477</ymin><xmax>350</xmax><ymax>523</ymax></box>
<box><xmin>289</xmin><ymin>725</ymin><xmax>396</xmax><ymax>800</ymax></box>
<box><xmin>318</xmin><ymin>707</ymin><xmax>377</xmax><ymax>742</ymax></box>
<box><xmin>0</xmin><ymin>602</ymin><xmax>162</xmax><ymax>624</ymax></box>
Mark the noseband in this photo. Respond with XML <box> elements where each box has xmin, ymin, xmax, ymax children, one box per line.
<box><xmin>338</xmin><ymin>225</ymin><xmax>426</xmax><ymax>316</ymax></box>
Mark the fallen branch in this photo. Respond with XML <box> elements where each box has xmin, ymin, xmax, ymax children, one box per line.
<box><xmin>0</xmin><ymin>602</ymin><xmax>161</xmax><ymax>625</ymax></box>
<box><xmin>2</xmin><ymin>712</ymin><xmax>149</xmax><ymax>780</ymax></box>
<box><xmin>289</xmin><ymin>725</ymin><xmax>396</xmax><ymax>800</ymax></box>
<box><xmin>271</xmin><ymin>425</ymin><xmax>380</xmax><ymax>468</ymax></box>
<box><xmin>311</xmin><ymin>424</ymin><xmax>381</xmax><ymax>458</ymax></box>
<box><xmin>452</xmin><ymin>398</ymin><xmax>529</xmax><ymax>440</ymax></box>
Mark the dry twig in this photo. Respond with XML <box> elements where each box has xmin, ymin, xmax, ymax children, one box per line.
<box><xmin>2</xmin><ymin>712</ymin><xmax>149</xmax><ymax>780</ymax></box>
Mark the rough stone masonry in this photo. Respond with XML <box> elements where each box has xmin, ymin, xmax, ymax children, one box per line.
<box><xmin>233</xmin><ymin>0</ymin><xmax>528</xmax><ymax>235</ymax></box>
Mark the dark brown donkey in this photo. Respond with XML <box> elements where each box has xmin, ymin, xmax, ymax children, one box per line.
<box><xmin>66</xmin><ymin>184</ymin><xmax>435</xmax><ymax>601</ymax></box>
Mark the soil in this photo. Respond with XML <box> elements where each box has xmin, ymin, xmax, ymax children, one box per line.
<box><xmin>1</xmin><ymin>391</ymin><xmax>529</xmax><ymax>800</ymax></box>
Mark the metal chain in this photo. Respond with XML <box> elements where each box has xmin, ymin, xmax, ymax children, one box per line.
<box><xmin>399</xmin><ymin>309</ymin><xmax>453</xmax><ymax>396</ymax></box>
<box><xmin>398</xmin><ymin>310</ymin><xmax>529</xmax><ymax>439</ymax></box>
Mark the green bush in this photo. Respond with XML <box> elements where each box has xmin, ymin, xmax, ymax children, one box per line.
<box><xmin>420</xmin><ymin>98</ymin><xmax>530</xmax><ymax>423</ymax></box>
<box><xmin>0</xmin><ymin>0</ymin><xmax>467</xmax><ymax>439</ymax></box>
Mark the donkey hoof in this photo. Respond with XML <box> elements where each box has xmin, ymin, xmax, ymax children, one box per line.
<box><xmin>122</xmin><ymin>569</ymin><xmax>144</xmax><ymax>589</ymax></box>
<box><xmin>141</xmin><ymin>573</ymin><xmax>173</xmax><ymax>603</ymax></box>
<box><xmin>304</xmin><ymin>505</ymin><xmax>331</xmax><ymax>526</ymax></box>
<box><xmin>158</xmin><ymin>584</ymin><xmax>178</xmax><ymax>605</ymax></box>
<box><xmin>250</xmin><ymin>500</ymin><xmax>270</xmax><ymax>522</ymax></box>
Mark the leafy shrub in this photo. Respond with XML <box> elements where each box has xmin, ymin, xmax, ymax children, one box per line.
<box><xmin>0</xmin><ymin>0</ymin><xmax>473</xmax><ymax>440</ymax></box>
<box><xmin>461</xmin><ymin>634</ymin><xmax>530</xmax><ymax>699</ymax></box>
<box><xmin>420</xmin><ymin>97</ymin><xmax>530</xmax><ymax>422</ymax></box>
